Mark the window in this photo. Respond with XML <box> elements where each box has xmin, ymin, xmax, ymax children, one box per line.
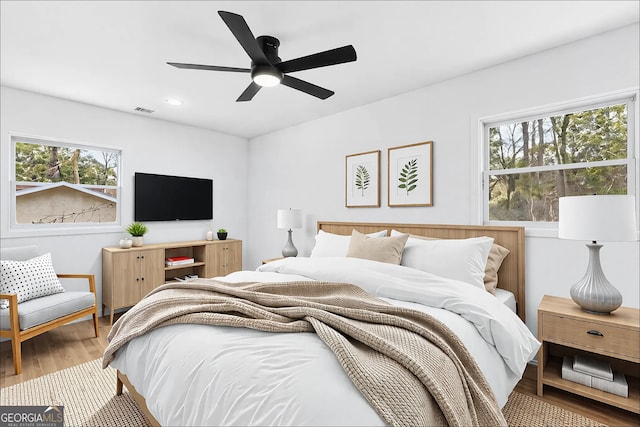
<box><xmin>11</xmin><ymin>135</ymin><xmax>121</xmax><ymax>231</ymax></box>
<box><xmin>483</xmin><ymin>95</ymin><xmax>636</xmax><ymax>226</ymax></box>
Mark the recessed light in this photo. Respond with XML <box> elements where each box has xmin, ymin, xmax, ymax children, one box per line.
<box><xmin>165</xmin><ymin>98</ymin><xmax>182</xmax><ymax>106</ymax></box>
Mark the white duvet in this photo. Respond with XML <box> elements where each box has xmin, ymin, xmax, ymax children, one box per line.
<box><xmin>109</xmin><ymin>257</ymin><xmax>540</xmax><ymax>427</ymax></box>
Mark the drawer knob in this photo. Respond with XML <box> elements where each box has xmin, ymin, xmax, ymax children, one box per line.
<box><xmin>586</xmin><ymin>329</ymin><xmax>604</xmax><ymax>337</ymax></box>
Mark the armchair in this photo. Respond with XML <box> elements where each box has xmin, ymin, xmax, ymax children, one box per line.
<box><xmin>0</xmin><ymin>245</ymin><xmax>99</xmax><ymax>375</ymax></box>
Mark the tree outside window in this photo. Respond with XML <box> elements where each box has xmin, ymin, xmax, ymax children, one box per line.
<box><xmin>484</xmin><ymin>100</ymin><xmax>634</xmax><ymax>223</ymax></box>
<box><xmin>12</xmin><ymin>136</ymin><xmax>120</xmax><ymax>227</ymax></box>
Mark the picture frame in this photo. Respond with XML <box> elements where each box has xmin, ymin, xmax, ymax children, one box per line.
<box><xmin>345</xmin><ymin>150</ymin><xmax>380</xmax><ymax>208</ymax></box>
<box><xmin>388</xmin><ymin>141</ymin><xmax>433</xmax><ymax>207</ymax></box>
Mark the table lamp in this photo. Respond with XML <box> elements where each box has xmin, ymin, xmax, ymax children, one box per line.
<box><xmin>558</xmin><ymin>195</ymin><xmax>637</xmax><ymax>314</ymax></box>
<box><xmin>277</xmin><ymin>209</ymin><xmax>302</xmax><ymax>257</ymax></box>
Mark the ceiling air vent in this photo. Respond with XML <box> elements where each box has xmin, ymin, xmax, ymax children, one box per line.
<box><xmin>134</xmin><ymin>107</ymin><xmax>154</xmax><ymax>113</ymax></box>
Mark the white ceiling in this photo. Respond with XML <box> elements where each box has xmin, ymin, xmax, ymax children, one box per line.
<box><xmin>1</xmin><ymin>1</ymin><xmax>638</xmax><ymax>139</ymax></box>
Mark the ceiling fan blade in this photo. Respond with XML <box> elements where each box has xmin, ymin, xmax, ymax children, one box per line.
<box><xmin>277</xmin><ymin>45</ymin><xmax>356</xmax><ymax>74</ymax></box>
<box><xmin>236</xmin><ymin>81</ymin><xmax>262</xmax><ymax>102</ymax></box>
<box><xmin>281</xmin><ymin>75</ymin><xmax>334</xmax><ymax>100</ymax></box>
<box><xmin>218</xmin><ymin>11</ymin><xmax>269</xmax><ymax>64</ymax></box>
<box><xmin>167</xmin><ymin>62</ymin><xmax>250</xmax><ymax>73</ymax></box>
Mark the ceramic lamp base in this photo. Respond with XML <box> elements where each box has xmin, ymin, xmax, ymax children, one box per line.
<box><xmin>282</xmin><ymin>229</ymin><xmax>298</xmax><ymax>257</ymax></box>
<box><xmin>570</xmin><ymin>243</ymin><xmax>622</xmax><ymax>315</ymax></box>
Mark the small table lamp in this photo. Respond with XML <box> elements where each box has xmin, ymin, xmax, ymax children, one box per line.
<box><xmin>277</xmin><ymin>209</ymin><xmax>302</xmax><ymax>257</ymax></box>
<box><xmin>558</xmin><ymin>195</ymin><xmax>637</xmax><ymax>314</ymax></box>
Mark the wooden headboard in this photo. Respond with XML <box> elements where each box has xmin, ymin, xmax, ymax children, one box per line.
<box><xmin>317</xmin><ymin>221</ymin><xmax>526</xmax><ymax>321</ymax></box>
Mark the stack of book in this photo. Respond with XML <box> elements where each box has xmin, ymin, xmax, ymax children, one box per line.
<box><xmin>165</xmin><ymin>256</ymin><xmax>195</xmax><ymax>266</ymax></box>
<box><xmin>561</xmin><ymin>354</ymin><xmax>628</xmax><ymax>397</ymax></box>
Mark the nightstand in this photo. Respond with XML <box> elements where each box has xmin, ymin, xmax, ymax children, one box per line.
<box><xmin>537</xmin><ymin>295</ymin><xmax>640</xmax><ymax>413</ymax></box>
<box><xmin>262</xmin><ymin>257</ymin><xmax>284</xmax><ymax>264</ymax></box>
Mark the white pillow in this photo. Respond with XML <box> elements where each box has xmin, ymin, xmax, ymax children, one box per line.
<box><xmin>310</xmin><ymin>229</ymin><xmax>387</xmax><ymax>257</ymax></box>
<box><xmin>0</xmin><ymin>252</ymin><xmax>65</xmax><ymax>308</ymax></box>
<box><xmin>392</xmin><ymin>231</ymin><xmax>494</xmax><ymax>289</ymax></box>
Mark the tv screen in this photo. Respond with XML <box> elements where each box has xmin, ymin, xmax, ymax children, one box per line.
<box><xmin>134</xmin><ymin>172</ymin><xmax>213</xmax><ymax>221</ymax></box>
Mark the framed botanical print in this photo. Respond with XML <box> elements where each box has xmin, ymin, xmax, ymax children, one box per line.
<box><xmin>388</xmin><ymin>141</ymin><xmax>433</xmax><ymax>207</ymax></box>
<box><xmin>345</xmin><ymin>150</ymin><xmax>380</xmax><ymax>208</ymax></box>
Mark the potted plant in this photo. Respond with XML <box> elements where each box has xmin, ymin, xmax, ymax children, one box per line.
<box><xmin>217</xmin><ymin>228</ymin><xmax>228</xmax><ymax>240</ymax></box>
<box><xmin>126</xmin><ymin>222</ymin><xmax>148</xmax><ymax>247</ymax></box>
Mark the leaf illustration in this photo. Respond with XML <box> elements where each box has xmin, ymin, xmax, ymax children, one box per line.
<box><xmin>355</xmin><ymin>165</ymin><xmax>370</xmax><ymax>196</ymax></box>
<box><xmin>398</xmin><ymin>159</ymin><xmax>418</xmax><ymax>195</ymax></box>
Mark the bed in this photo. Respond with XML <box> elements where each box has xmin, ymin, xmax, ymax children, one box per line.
<box><xmin>103</xmin><ymin>221</ymin><xmax>539</xmax><ymax>426</ymax></box>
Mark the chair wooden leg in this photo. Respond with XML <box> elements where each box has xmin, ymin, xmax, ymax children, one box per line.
<box><xmin>11</xmin><ymin>338</ymin><xmax>22</xmax><ymax>375</ymax></box>
<box><xmin>6</xmin><ymin>294</ymin><xmax>22</xmax><ymax>375</ymax></box>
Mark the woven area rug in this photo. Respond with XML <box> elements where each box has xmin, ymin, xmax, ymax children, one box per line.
<box><xmin>1</xmin><ymin>358</ymin><xmax>606</xmax><ymax>427</ymax></box>
<box><xmin>0</xmin><ymin>359</ymin><xmax>150</xmax><ymax>427</ymax></box>
<box><xmin>502</xmin><ymin>390</ymin><xmax>606</xmax><ymax>427</ymax></box>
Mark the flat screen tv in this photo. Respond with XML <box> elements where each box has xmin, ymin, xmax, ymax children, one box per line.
<box><xmin>134</xmin><ymin>172</ymin><xmax>213</xmax><ymax>221</ymax></box>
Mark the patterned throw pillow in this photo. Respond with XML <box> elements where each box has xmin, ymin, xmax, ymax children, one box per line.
<box><xmin>0</xmin><ymin>253</ymin><xmax>65</xmax><ymax>308</ymax></box>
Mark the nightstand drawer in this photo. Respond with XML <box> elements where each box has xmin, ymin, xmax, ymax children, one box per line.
<box><xmin>542</xmin><ymin>313</ymin><xmax>640</xmax><ymax>361</ymax></box>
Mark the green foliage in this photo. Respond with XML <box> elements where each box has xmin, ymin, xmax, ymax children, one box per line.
<box><xmin>217</xmin><ymin>228</ymin><xmax>227</xmax><ymax>233</ymax></box>
<box><xmin>488</xmin><ymin>104</ymin><xmax>628</xmax><ymax>222</ymax></box>
<box><xmin>398</xmin><ymin>159</ymin><xmax>418</xmax><ymax>195</ymax></box>
<box><xmin>126</xmin><ymin>222</ymin><xmax>148</xmax><ymax>236</ymax></box>
<box><xmin>354</xmin><ymin>165</ymin><xmax>370</xmax><ymax>196</ymax></box>
<box><xmin>14</xmin><ymin>142</ymin><xmax>118</xmax><ymax>185</ymax></box>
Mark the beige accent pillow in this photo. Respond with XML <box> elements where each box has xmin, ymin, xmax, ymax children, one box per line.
<box><xmin>346</xmin><ymin>230</ymin><xmax>409</xmax><ymax>265</ymax></box>
<box><xmin>484</xmin><ymin>244</ymin><xmax>510</xmax><ymax>295</ymax></box>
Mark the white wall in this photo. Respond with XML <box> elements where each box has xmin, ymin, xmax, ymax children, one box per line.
<box><xmin>0</xmin><ymin>86</ymin><xmax>249</xmax><ymax>313</ymax></box>
<box><xmin>247</xmin><ymin>24</ymin><xmax>640</xmax><ymax>334</ymax></box>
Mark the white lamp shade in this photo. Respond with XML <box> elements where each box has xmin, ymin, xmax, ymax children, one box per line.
<box><xmin>558</xmin><ymin>195</ymin><xmax>637</xmax><ymax>242</ymax></box>
<box><xmin>277</xmin><ymin>209</ymin><xmax>302</xmax><ymax>229</ymax></box>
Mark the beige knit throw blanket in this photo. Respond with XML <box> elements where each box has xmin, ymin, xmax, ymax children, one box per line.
<box><xmin>103</xmin><ymin>279</ymin><xmax>507</xmax><ymax>427</ymax></box>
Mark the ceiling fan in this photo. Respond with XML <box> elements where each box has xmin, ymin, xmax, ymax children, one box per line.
<box><xmin>167</xmin><ymin>11</ymin><xmax>357</xmax><ymax>102</ymax></box>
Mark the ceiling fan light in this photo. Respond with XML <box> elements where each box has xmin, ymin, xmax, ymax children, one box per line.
<box><xmin>253</xmin><ymin>72</ymin><xmax>281</xmax><ymax>87</ymax></box>
<box><xmin>251</xmin><ymin>65</ymin><xmax>283</xmax><ymax>87</ymax></box>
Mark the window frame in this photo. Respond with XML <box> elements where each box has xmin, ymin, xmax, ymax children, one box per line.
<box><xmin>9</xmin><ymin>133</ymin><xmax>123</xmax><ymax>237</ymax></box>
<box><xmin>480</xmin><ymin>90</ymin><xmax>639</xmax><ymax>233</ymax></box>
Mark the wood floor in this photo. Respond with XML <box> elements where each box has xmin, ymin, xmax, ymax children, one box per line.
<box><xmin>1</xmin><ymin>316</ymin><xmax>639</xmax><ymax>426</ymax></box>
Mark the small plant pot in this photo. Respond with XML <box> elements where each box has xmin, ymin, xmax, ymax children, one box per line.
<box><xmin>131</xmin><ymin>236</ymin><xmax>144</xmax><ymax>247</ymax></box>
<box><xmin>217</xmin><ymin>232</ymin><xmax>228</xmax><ymax>240</ymax></box>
